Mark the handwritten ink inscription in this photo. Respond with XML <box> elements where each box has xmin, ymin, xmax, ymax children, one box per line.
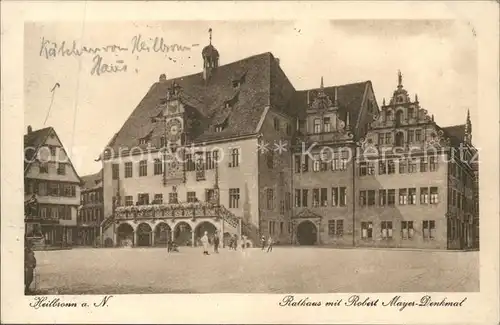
<box><xmin>39</xmin><ymin>35</ymin><xmax>198</xmax><ymax>76</ymax></box>
<box><xmin>29</xmin><ymin>295</ymin><xmax>113</xmax><ymax>309</ymax></box>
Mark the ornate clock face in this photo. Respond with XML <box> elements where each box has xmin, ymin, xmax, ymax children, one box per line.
<box><xmin>166</xmin><ymin>119</ymin><xmax>182</xmax><ymax>142</ymax></box>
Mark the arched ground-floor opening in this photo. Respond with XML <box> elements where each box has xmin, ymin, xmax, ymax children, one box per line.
<box><xmin>154</xmin><ymin>222</ymin><xmax>171</xmax><ymax>247</ymax></box>
<box><xmin>137</xmin><ymin>223</ymin><xmax>153</xmax><ymax>247</ymax></box>
<box><xmin>194</xmin><ymin>221</ymin><xmax>217</xmax><ymax>246</ymax></box>
<box><xmin>297</xmin><ymin>220</ymin><xmax>318</xmax><ymax>245</ymax></box>
<box><xmin>117</xmin><ymin>223</ymin><xmax>134</xmax><ymax>247</ymax></box>
<box><xmin>174</xmin><ymin>222</ymin><xmax>192</xmax><ymax>246</ymax></box>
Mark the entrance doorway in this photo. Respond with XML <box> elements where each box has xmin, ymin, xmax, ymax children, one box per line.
<box><xmin>136</xmin><ymin>223</ymin><xmax>152</xmax><ymax>247</ymax></box>
<box><xmin>297</xmin><ymin>220</ymin><xmax>318</xmax><ymax>245</ymax></box>
<box><xmin>174</xmin><ymin>222</ymin><xmax>192</xmax><ymax>246</ymax></box>
<box><xmin>117</xmin><ymin>223</ymin><xmax>134</xmax><ymax>247</ymax></box>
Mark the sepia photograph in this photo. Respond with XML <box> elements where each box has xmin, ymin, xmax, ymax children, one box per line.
<box><xmin>2</xmin><ymin>1</ymin><xmax>499</xmax><ymax>324</ymax></box>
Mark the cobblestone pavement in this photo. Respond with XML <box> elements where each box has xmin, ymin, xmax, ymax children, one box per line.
<box><xmin>32</xmin><ymin>246</ymin><xmax>478</xmax><ymax>294</ymax></box>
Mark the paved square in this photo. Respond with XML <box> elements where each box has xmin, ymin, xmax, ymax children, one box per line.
<box><xmin>32</xmin><ymin>247</ymin><xmax>478</xmax><ymax>294</ymax></box>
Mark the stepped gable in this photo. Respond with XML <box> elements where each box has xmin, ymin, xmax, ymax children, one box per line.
<box><xmin>292</xmin><ymin>81</ymin><xmax>370</xmax><ymax>130</ymax></box>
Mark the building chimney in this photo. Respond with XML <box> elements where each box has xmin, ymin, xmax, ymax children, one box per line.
<box><xmin>27</xmin><ymin>125</ymin><xmax>33</xmax><ymax>134</ymax></box>
<box><xmin>159</xmin><ymin>74</ymin><xmax>167</xmax><ymax>82</ymax></box>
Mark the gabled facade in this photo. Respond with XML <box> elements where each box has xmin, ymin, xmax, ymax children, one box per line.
<box><xmin>24</xmin><ymin>126</ymin><xmax>82</xmax><ymax>249</ymax></box>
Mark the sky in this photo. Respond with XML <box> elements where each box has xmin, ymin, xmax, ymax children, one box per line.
<box><xmin>24</xmin><ymin>19</ymin><xmax>477</xmax><ymax>176</ymax></box>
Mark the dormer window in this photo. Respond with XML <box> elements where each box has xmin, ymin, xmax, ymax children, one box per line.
<box><xmin>215</xmin><ymin>126</ymin><xmax>224</xmax><ymax>133</ymax></box>
<box><xmin>232</xmin><ymin>80</ymin><xmax>240</xmax><ymax>89</ymax></box>
<box><xmin>313</xmin><ymin>118</ymin><xmax>321</xmax><ymax>134</ymax></box>
<box><xmin>323</xmin><ymin>117</ymin><xmax>331</xmax><ymax>133</ymax></box>
<box><xmin>225</xmin><ymin>102</ymin><xmax>231</xmax><ymax>109</ymax></box>
<box><xmin>139</xmin><ymin>138</ymin><xmax>148</xmax><ymax>145</ymax></box>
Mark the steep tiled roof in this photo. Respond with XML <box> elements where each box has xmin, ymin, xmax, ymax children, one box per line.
<box><xmin>442</xmin><ymin>124</ymin><xmax>466</xmax><ymax>146</ymax></box>
<box><xmin>81</xmin><ymin>170</ymin><xmax>103</xmax><ymax>191</ymax></box>
<box><xmin>107</xmin><ymin>52</ymin><xmax>289</xmax><ymax>152</ymax></box>
<box><xmin>292</xmin><ymin>81</ymin><xmax>370</xmax><ymax>130</ymax></box>
<box><xmin>24</xmin><ymin>127</ymin><xmax>53</xmax><ymax>171</ymax></box>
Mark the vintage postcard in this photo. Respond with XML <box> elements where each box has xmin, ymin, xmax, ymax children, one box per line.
<box><xmin>1</xmin><ymin>1</ymin><xmax>499</xmax><ymax>324</ymax></box>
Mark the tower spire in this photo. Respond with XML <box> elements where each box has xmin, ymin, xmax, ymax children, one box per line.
<box><xmin>465</xmin><ymin>109</ymin><xmax>472</xmax><ymax>144</ymax></box>
<box><xmin>209</xmin><ymin>28</ymin><xmax>212</xmax><ymax>45</ymax></box>
<box><xmin>397</xmin><ymin>70</ymin><xmax>403</xmax><ymax>88</ymax></box>
<box><xmin>320</xmin><ymin>76</ymin><xmax>324</xmax><ymax>89</ymax></box>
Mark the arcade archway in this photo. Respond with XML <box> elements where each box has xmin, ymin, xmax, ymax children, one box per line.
<box><xmin>136</xmin><ymin>223</ymin><xmax>152</xmax><ymax>247</ymax></box>
<box><xmin>297</xmin><ymin>220</ymin><xmax>318</xmax><ymax>245</ymax></box>
<box><xmin>154</xmin><ymin>222</ymin><xmax>171</xmax><ymax>247</ymax></box>
<box><xmin>117</xmin><ymin>223</ymin><xmax>134</xmax><ymax>247</ymax></box>
<box><xmin>194</xmin><ymin>221</ymin><xmax>217</xmax><ymax>246</ymax></box>
<box><xmin>174</xmin><ymin>222</ymin><xmax>192</xmax><ymax>246</ymax></box>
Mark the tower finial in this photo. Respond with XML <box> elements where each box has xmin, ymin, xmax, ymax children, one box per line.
<box><xmin>415</xmin><ymin>93</ymin><xmax>419</xmax><ymax>102</ymax></box>
<box><xmin>320</xmin><ymin>76</ymin><xmax>324</xmax><ymax>89</ymax></box>
<box><xmin>209</xmin><ymin>28</ymin><xmax>212</xmax><ymax>45</ymax></box>
<box><xmin>398</xmin><ymin>70</ymin><xmax>403</xmax><ymax>88</ymax></box>
<box><xmin>465</xmin><ymin>108</ymin><xmax>472</xmax><ymax>137</ymax></box>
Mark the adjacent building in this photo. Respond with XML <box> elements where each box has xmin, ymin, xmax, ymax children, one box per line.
<box><xmin>97</xmin><ymin>32</ymin><xmax>479</xmax><ymax>250</ymax></box>
<box><xmin>24</xmin><ymin>126</ymin><xmax>82</xmax><ymax>249</ymax></box>
<box><xmin>77</xmin><ymin>170</ymin><xmax>104</xmax><ymax>246</ymax></box>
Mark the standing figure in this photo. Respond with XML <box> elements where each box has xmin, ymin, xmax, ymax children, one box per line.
<box><xmin>267</xmin><ymin>236</ymin><xmax>274</xmax><ymax>253</ymax></box>
<box><xmin>201</xmin><ymin>231</ymin><xmax>210</xmax><ymax>255</ymax></box>
<box><xmin>232</xmin><ymin>234</ymin><xmax>238</xmax><ymax>250</ymax></box>
<box><xmin>260</xmin><ymin>235</ymin><xmax>266</xmax><ymax>250</ymax></box>
<box><xmin>213</xmin><ymin>231</ymin><xmax>220</xmax><ymax>253</ymax></box>
<box><xmin>24</xmin><ymin>239</ymin><xmax>37</xmax><ymax>294</ymax></box>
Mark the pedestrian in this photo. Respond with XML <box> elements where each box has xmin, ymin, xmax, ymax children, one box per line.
<box><xmin>232</xmin><ymin>234</ymin><xmax>238</xmax><ymax>250</ymax></box>
<box><xmin>24</xmin><ymin>239</ymin><xmax>37</xmax><ymax>294</ymax></box>
<box><xmin>261</xmin><ymin>235</ymin><xmax>266</xmax><ymax>250</ymax></box>
<box><xmin>201</xmin><ymin>231</ymin><xmax>210</xmax><ymax>255</ymax></box>
<box><xmin>213</xmin><ymin>232</ymin><xmax>220</xmax><ymax>253</ymax></box>
<box><xmin>267</xmin><ymin>236</ymin><xmax>274</xmax><ymax>253</ymax></box>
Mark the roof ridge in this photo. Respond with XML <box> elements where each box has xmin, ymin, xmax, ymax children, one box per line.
<box><xmin>297</xmin><ymin>80</ymin><xmax>370</xmax><ymax>92</ymax></box>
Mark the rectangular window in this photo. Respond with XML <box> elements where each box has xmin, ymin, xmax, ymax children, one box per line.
<box><xmin>359</xmin><ymin>190</ymin><xmax>367</xmax><ymax>207</ymax></box>
<box><xmin>408</xmin><ymin>159</ymin><xmax>417</xmax><ymax>173</ymax></box>
<box><xmin>57</xmin><ymin>163</ymin><xmax>66</xmax><ymax>175</ymax></box>
<box><xmin>430</xmin><ymin>187</ymin><xmax>439</xmax><ymax>204</ymax></box>
<box><xmin>331</xmin><ymin>187</ymin><xmax>338</xmax><ymax>207</ymax></box>
<box><xmin>229</xmin><ymin>188</ymin><xmax>240</xmax><ymax>209</ymax></box>
<box><xmin>415</xmin><ymin>129</ymin><xmax>422</xmax><ymax>142</ymax></box>
<box><xmin>420</xmin><ymin>187</ymin><xmax>429</xmax><ymax>204</ymax></box>
<box><xmin>328</xmin><ymin>220</ymin><xmax>344</xmax><ymax>237</ymax></box>
<box><xmin>125</xmin><ymin>162</ymin><xmax>133</xmax><ymax>178</ymax></box>
<box><xmin>112</xmin><ymin>164</ymin><xmax>119</xmax><ymax>179</ymax></box>
<box><xmin>39</xmin><ymin>162</ymin><xmax>48</xmax><ymax>174</ymax></box>
<box><xmin>205</xmin><ymin>151</ymin><xmax>213</xmax><ymax>170</ymax></box>
<box><xmin>313</xmin><ymin>154</ymin><xmax>320</xmax><ymax>172</ymax></box>
<box><xmin>361</xmin><ymin>221</ymin><xmax>373</xmax><ymax>239</ymax></box>
<box><xmin>154</xmin><ymin>159</ymin><xmax>163</xmax><ymax>175</ymax></box>
<box><xmin>381</xmin><ymin>221</ymin><xmax>393</xmax><ymax>239</ymax></box>
<box><xmin>273</xmin><ymin>117</ymin><xmax>280</xmax><ymax>131</ymax></box>
<box><xmin>280</xmin><ymin>221</ymin><xmax>284</xmax><ymax>234</ymax></box>
<box><xmin>331</xmin><ymin>158</ymin><xmax>339</xmax><ymax>171</ymax></box>
<box><xmin>125</xmin><ymin>196</ymin><xmax>133</xmax><ymax>206</ymax></box>
<box><xmin>295</xmin><ymin>189</ymin><xmax>301</xmax><ymax>207</ymax></box>
<box><xmin>401</xmin><ymin>221</ymin><xmax>414</xmax><ymax>239</ymax></box>
<box><xmin>302</xmin><ymin>155</ymin><xmax>309</xmax><ymax>172</ymax></box>
<box><xmin>429</xmin><ymin>156</ymin><xmax>438</xmax><ymax>171</ymax></box>
<box><xmin>420</xmin><ymin>157</ymin><xmax>428</xmax><ymax>172</ymax></box>
<box><xmin>379</xmin><ymin>189</ymin><xmax>387</xmax><ymax>206</ymax></box>
<box><xmin>185</xmin><ymin>154</ymin><xmax>194</xmax><ymax>171</ymax></box>
<box><xmin>153</xmin><ymin>194</ymin><xmax>163</xmax><ymax>204</ymax></box>
<box><xmin>302</xmin><ymin>189</ymin><xmax>308</xmax><ymax>207</ymax></box>
<box><xmin>388</xmin><ymin>189</ymin><xmax>396</xmax><ymax>205</ymax></box>
<box><xmin>320</xmin><ymin>188</ymin><xmax>328</xmax><ymax>207</ymax></box>
<box><xmin>205</xmin><ymin>189</ymin><xmax>215</xmax><ymax>203</ymax></box>
<box><xmin>286</xmin><ymin>123</ymin><xmax>291</xmax><ymax>136</ymax></box>
<box><xmin>139</xmin><ymin>160</ymin><xmax>148</xmax><ymax>177</ymax></box>
<box><xmin>314</xmin><ymin>118</ymin><xmax>321</xmax><ymax>133</ymax></box>
<box><xmin>229</xmin><ymin>148</ymin><xmax>240</xmax><ymax>167</ymax></box>
<box><xmin>408</xmin><ymin>188</ymin><xmax>416</xmax><ymax>205</ymax></box>
<box><xmin>367</xmin><ymin>161</ymin><xmax>375</xmax><ymax>175</ymax></box>
<box><xmin>280</xmin><ymin>200</ymin><xmax>285</xmax><ymax>214</ymax></box>
<box><xmin>187</xmin><ymin>191</ymin><xmax>197</xmax><ymax>203</ymax></box>
<box><xmin>169</xmin><ymin>192</ymin><xmax>178</xmax><ymax>204</ymax></box>
<box><xmin>339</xmin><ymin>157</ymin><xmax>347</xmax><ymax>171</ymax></box>
<box><xmin>137</xmin><ymin>193</ymin><xmax>149</xmax><ymax>205</ymax></box>
<box><xmin>399</xmin><ymin>189</ymin><xmax>407</xmax><ymax>205</ymax></box>
<box><xmin>377</xmin><ymin>134</ymin><xmax>384</xmax><ymax>145</ymax></box>
<box><xmin>294</xmin><ymin>155</ymin><xmax>301</xmax><ymax>173</ymax></box>
<box><xmin>323</xmin><ymin>117</ymin><xmax>331</xmax><ymax>133</ymax></box>
<box><xmin>195</xmin><ymin>156</ymin><xmax>205</xmax><ymax>181</ymax></box>
<box><xmin>367</xmin><ymin>190</ymin><xmax>375</xmax><ymax>206</ymax></box>
<box><xmin>385</xmin><ymin>133</ymin><xmax>392</xmax><ymax>144</ymax></box>
<box><xmin>328</xmin><ymin>220</ymin><xmax>335</xmax><ymax>236</ymax></box>
<box><xmin>266</xmin><ymin>189</ymin><xmax>274</xmax><ymax>210</ymax></box>
<box><xmin>407</xmin><ymin>130</ymin><xmax>414</xmax><ymax>143</ymax></box>
<box><xmin>336</xmin><ymin>220</ymin><xmax>344</xmax><ymax>237</ymax></box>
<box><xmin>285</xmin><ymin>192</ymin><xmax>291</xmax><ymax>210</ymax></box>
<box><xmin>312</xmin><ymin>189</ymin><xmax>320</xmax><ymax>207</ymax></box>
<box><xmin>339</xmin><ymin>187</ymin><xmax>347</xmax><ymax>206</ymax></box>
<box><xmin>49</xmin><ymin>146</ymin><xmax>57</xmax><ymax>157</ymax></box>
<box><xmin>399</xmin><ymin>160</ymin><xmax>407</xmax><ymax>174</ymax></box>
<box><xmin>359</xmin><ymin>162</ymin><xmax>367</xmax><ymax>176</ymax></box>
<box><xmin>387</xmin><ymin>160</ymin><xmax>396</xmax><ymax>174</ymax></box>
<box><xmin>379</xmin><ymin>160</ymin><xmax>386</xmax><ymax>174</ymax></box>
<box><xmin>423</xmin><ymin>220</ymin><xmax>436</xmax><ymax>239</ymax></box>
